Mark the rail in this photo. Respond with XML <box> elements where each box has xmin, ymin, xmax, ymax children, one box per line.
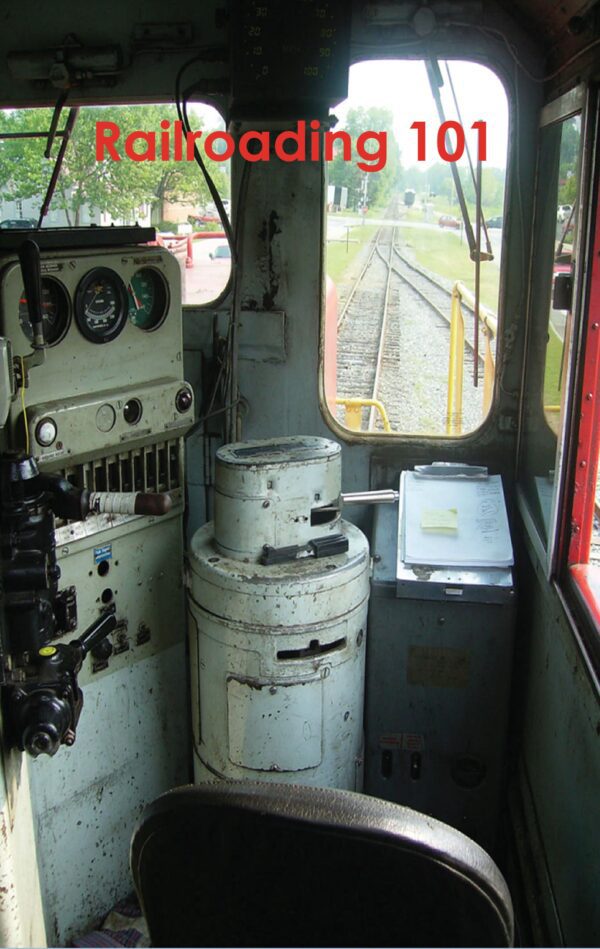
<box><xmin>155</xmin><ymin>232</ymin><xmax>194</xmax><ymax>269</ymax></box>
<box><xmin>335</xmin><ymin>397</ymin><xmax>392</xmax><ymax>433</ymax></box>
<box><xmin>447</xmin><ymin>281</ymin><xmax>497</xmax><ymax>435</ymax></box>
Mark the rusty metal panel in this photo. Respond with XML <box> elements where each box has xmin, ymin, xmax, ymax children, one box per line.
<box><xmin>28</xmin><ymin>643</ymin><xmax>188</xmax><ymax>947</ymax></box>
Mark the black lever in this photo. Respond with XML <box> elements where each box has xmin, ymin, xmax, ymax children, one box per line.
<box><xmin>72</xmin><ymin>604</ymin><xmax>117</xmax><ymax>658</ymax></box>
<box><xmin>260</xmin><ymin>533</ymin><xmax>349</xmax><ymax>566</ymax></box>
<box><xmin>18</xmin><ymin>239</ymin><xmax>45</xmax><ymax>347</ymax></box>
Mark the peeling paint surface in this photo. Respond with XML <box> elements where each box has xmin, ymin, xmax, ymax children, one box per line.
<box><xmin>28</xmin><ymin>644</ymin><xmax>189</xmax><ymax>947</ymax></box>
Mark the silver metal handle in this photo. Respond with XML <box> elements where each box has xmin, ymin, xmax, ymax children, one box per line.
<box><xmin>341</xmin><ymin>490</ymin><xmax>399</xmax><ymax>505</ymax></box>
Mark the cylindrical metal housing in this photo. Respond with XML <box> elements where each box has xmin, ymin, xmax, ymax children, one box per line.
<box><xmin>188</xmin><ymin>436</ymin><xmax>370</xmax><ymax>791</ymax></box>
<box><xmin>213</xmin><ymin>436</ymin><xmax>342</xmax><ymax>559</ymax></box>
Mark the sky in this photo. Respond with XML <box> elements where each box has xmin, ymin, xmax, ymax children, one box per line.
<box><xmin>334</xmin><ymin>60</ymin><xmax>509</xmax><ymax>169</ymax></box>
<box><xmin>191</xmin><ymin>59</ymin><xmax>509</xmax><ymax>172</ymax></box>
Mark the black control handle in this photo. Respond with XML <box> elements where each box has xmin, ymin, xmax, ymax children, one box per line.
<box><xmin>18</xmin><ymin>239</ymin><xmax>45</xmax><ymax>347</ymax></box>
<box><xmin>308</xmin><ymin>534</ymin><xmax>349</xmax><ymax>558</ymax></box>
<box><xmin>260</xmin><ymin>533</ymin><xmax>349</xmax><ymax>566</ymax></box>
<box><xmin>72</xmin><ymin>604</ymin><xmax>117</xmax><ymax>657</ymax></box>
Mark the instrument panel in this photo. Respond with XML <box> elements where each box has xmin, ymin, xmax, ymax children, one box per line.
<box><xmin>17</xmin><ymin>263</ymin><xmax>171</xmax><ymax>347</ymax></box>
<box><xmin>0</xmin><ymin>243</ymin><xmax>187</xmax><ymax>464</ymax></box>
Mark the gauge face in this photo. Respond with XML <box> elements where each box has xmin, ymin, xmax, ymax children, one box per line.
<box><xmin>19</xmin><ymin>277</ymin><xmax>70</xmax><ymax>346</ymax></box>
<box><xmin>127</xmin><ymin>267</ymin><xmax>169</xmax><ymax>331</ymax></box>
<box><xmin>75</xmin><ymin>268</ymin><xmax>128</xmax><ymax>343</ymax></box>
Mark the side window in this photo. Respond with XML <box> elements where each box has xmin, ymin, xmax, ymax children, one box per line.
<box><xmin>0</xmin><ymin>103</ymin><xmax>230</xmax><ymax>305</ymax></box>
<box><xmin>323</xmin><ymin>59</ymin><xmax>508</xmax><ymax>438</ymax></box>
<box><xmin>517</xmin><ymin>89</ymin><xmax>586</xmax><ymax>560</ymax></box>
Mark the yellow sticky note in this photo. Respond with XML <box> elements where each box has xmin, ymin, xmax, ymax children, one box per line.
<box><xmin>420</xmin><ymin>508</ymin><xmax>458</xmax><ymax>533</ymax></box>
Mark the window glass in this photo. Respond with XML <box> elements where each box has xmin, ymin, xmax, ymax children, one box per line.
<box><xmin>0</xmin><ymin>103</ymin><xmax>230</xmax><ymax>305</ymax></box>
<box><xmin>518</xmin><ymin>94</ymin><xmax>584</xmax><ymax>555</ymax></box>
<box><xmin>324</xmin><ymin>60</ymin><xmax>508</xmax><ymax>437</ymax></box>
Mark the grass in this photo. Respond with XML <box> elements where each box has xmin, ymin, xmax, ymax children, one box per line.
<box><xmin>544</xmin><ymin>323</ymin><xmax>565</xmax><ymax>409</ymax></box>
<box><xmin>326</xmin><ymin>225</ymin><xmax>377</xmax><ymax>284</ymax></box>
<box><xmin>397</xmin><ymin>225</ymin><xmax>500</xmax><ymax>313</ymax></box>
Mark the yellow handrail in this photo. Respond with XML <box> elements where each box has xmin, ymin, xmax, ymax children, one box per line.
<box><xmin>336</xmin><ymin>397</ymin><xmax>392</xmax><ymax>433</ymax></box>
<box><xmin>446</xmin><ymin>282</ymin><xmax>497</xmax><ymax>435</ymax></box>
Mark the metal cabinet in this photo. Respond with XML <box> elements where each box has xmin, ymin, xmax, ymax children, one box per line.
<box><xmin>365</xmin><ymin>494</ymin><xmax>515</xmax><ymax>854</ymax></box>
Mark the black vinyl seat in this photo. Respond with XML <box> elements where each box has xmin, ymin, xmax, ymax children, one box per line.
<box><xmin>130</xmin><ymin>780</ymin><xmax>514</xmax><ymax>948</ymax></box>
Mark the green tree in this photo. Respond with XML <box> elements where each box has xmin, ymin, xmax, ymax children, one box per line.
<box><xmin>0</xmin><ymin>104</ymin><xmax>229</xmax><ymax>224</ymax></box>
<box><xmin>328</xmin><ymin>106</ymin><xmax>402</xmax><ymax>210</ymax></box>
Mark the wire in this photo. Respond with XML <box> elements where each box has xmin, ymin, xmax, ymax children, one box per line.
<box><xmin>187</xmin><ymin>399</ymin><xmax>242</xmax><ymax>437</ymax></box>
<box><xmin>174</xmin><ymin>54</ymin><xmax>236</xmax><ymax>255</ymax></box>
<box><xmin>443</xmin><ymin>61</ymin><xmax>492</xmax><ymax>256</ymax></box>
<box><xmin>544</xmin><ymin>36</ymin><xmax>600</xmax><ymax>81</ymax></box>
<box><xmin>20</xmin><ymin>356</ymin><xmax>29</xmax><ymax>454</ymax></box>
<box><xmin>451</xmin><ymin>22</ymin><xmax>600</xmax><ymax>84</ymax></box>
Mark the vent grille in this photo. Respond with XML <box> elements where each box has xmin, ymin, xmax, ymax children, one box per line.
<box><xmin>55</xmin><ymin>438</ymin><xmax>181</xmax><ymax>527</ymax></box>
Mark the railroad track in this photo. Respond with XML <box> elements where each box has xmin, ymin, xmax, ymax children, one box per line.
<box><xmin>389</xmin><ymin>239</ymin><xmax>492</xmax><ymax>363</ymax></box>
<box><xmin>336</xmin><ymin>225</ymin><xmax>491</xmax><ymax>435</ymax></box>
<box><xmin>335</xmin><ymin>224</ymin><xmax>398</xmax><ymax>428</ymax></box>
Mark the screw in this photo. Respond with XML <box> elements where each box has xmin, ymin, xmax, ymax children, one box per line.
<box><xmin>262</xmin><ymin>500</ymin><xmax>270</xmax><ymax>508</ymax></box>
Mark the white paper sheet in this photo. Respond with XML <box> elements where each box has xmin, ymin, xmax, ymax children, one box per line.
<box><xmin>401</xmin><ymin>470</ymin><xmax>514</xmax><ymax>567</ymax></box>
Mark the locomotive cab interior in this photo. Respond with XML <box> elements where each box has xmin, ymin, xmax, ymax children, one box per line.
<box><xmin>0</xmin><ymin>1</ymin><xmax>599</xmax><ymax>947</ymax></box>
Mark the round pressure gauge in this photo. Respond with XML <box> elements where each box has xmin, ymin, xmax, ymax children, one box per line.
<box><xmin>74</xmin><ymin>268</ymin><xmax>128</xmax><ymax>343</ymax></box>
<box><xmin>19</xmin><ymin>276</ymin><xmax>70</xmax><ymax>346</ymax></box>
<box><xmin>127</xmin><ymin>267</ymin><xmax>169</xmax><ymax>331</ymax></box>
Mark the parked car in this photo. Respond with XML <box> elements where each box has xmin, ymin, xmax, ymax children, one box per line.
<box><xmin>0</xmin><ymin>218</ymin><xmax>37</xmax><ymax>228</ymax></box>
<box><xmin>209</xmin><ymin>244</ymin><xmax>231</xmax><ymax>260</ymax></box>
<box><xmin>191</xmin><ymin>212</ymin><xmax>220</xmax><ymax>225</ymax></box>
<box><xmin>438</xmin><ymin>215</ymin><xmax>461</xmax><ymax>230</ymax></box>
<box><xmin>557</xmin><ymin>204</ymin><xmax>573</xmax><ymax>223</ymax></box>
<box><xmin>486</xmin><ymin>216</ymin><xmax>503</xmax><ymax>228</ymax></box>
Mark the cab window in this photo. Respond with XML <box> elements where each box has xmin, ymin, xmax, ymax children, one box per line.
<box><xmin>323</xmin><ymin>59</ymin><xmax>508</xmax><ymax>438</ymax></box>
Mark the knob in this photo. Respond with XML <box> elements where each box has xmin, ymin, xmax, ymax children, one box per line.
<box><xmin>175</xmin><ymin>386</ymin><xmax>193</xmax><ymax>414</ymax></box>
<box><xmin>91</xmin><ymin>637</ymin><xmax>113</xmax><ymax>662</ymax></box>
<box><xmin>35</xmin><ymin>417</ymin><xmax>57</xmax><ymax>447</ymax></box>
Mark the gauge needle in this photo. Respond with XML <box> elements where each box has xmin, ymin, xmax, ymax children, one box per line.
<box><xmin>85</xmin><ymin>288</ymin><xmax>101</xmax><ymax>315</ymax></box>
<box><xmin>129</xmin><ymin>283</ymin><xmax>142</xmax><ymax>309</ymax></box>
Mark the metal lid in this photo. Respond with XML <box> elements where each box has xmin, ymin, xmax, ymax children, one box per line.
<box><xmin>216</xmin><ymin>436</ymin><xmax>340</xmax><ymax>469</ymax></box>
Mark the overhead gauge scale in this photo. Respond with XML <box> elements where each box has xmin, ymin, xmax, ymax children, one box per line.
<box><xmin>75</xmin><ymin>267</ymin><xmax>128</xmax><ymax>343</ymax></box>
<box><xmin>127</xmin><ymin>267</ymin><xmax>169</xmax><ymax>331</ymax></box>
<box><xmin>19</xmin><ymin>276</ymin><xmax>70</xmax><ymax>346</ymax></box>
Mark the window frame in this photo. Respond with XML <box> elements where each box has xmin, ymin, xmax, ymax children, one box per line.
<box><xmin>516</xmin><ymin>85</ymin><xmax>595</xmax><ymax>579</ymax></box>
<box><xmin>560</xmin><ymin>87</ymin><xmax>600</xmax><ymax>654</ymax></box>
<box><xmin>320</xmin><ymin>57</ymin><xmax>511</xmax><ymax>443</ymax></box>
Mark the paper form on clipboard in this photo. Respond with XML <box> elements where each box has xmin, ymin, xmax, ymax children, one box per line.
<box><xmin>401</xmin><ymin>470</ymin><xmax>514</xmax><ymax>568</ymax></box>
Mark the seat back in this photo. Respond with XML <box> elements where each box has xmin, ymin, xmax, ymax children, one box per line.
<box><xmin>131</xmin><ymin>781</ymin><xmax>514</xmax><ymax>947</ymax></box>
